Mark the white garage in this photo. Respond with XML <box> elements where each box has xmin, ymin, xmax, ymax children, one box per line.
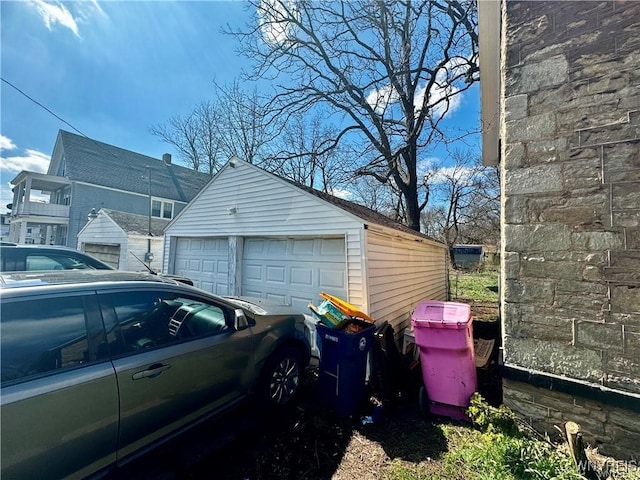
<box><xmin>77</xmin><ymin>209</ymin><xmax>167</xmax><ymax>272</ymax></box>
<box><xmin>163</xmin><ymin>158</ymin><xmax>447</xmax><ymax>335</ymax></box>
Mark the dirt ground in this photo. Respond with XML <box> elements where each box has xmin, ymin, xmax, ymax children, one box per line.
<box><xmin>187</xmin><ymin>366</ymin><xmax>459</xmax><ymax>480</ymax></box>
<box><xmin>113</xmin><ymin>307</ymin><xmax>502</xmax><ymax>480</ymax></box>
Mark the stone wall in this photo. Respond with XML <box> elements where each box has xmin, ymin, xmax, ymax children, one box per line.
<box><xmin>500</xmin><ymin>0</ymin><xmax>640</xmax><ymax>457</ymax></box>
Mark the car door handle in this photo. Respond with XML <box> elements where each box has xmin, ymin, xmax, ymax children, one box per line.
<box><xmin>132</xmin><ymin>363</ymin><xmax>171</xmax><ymax>380</ymax></box>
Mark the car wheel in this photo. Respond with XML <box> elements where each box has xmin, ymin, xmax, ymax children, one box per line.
<box><xmin>260</xmin><ymin>347</ymin><xmax>303</xmax><ymax>408</ymax></box>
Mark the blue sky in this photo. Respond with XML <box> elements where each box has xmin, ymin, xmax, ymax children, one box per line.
<box><xmin>0</xmin><ymin>0</ymin><xmax>480</xmax><ymax>208</ymax></box>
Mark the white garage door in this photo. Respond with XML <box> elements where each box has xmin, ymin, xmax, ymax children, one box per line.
<box><xmin>174</xmin><ymin>238</ymin><xmax>229</xmax><ymax>295</ymax></box>
<box><xmin>242</xmin><ymin>237</ymin><xmax>347</xmax><ymax>312</ymax></box>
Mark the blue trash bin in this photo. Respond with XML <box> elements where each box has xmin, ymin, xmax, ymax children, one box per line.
<box><xmin>316</xmin><ymin>319</ymin><xmax>376</xmax><ymax>417</ymax></box>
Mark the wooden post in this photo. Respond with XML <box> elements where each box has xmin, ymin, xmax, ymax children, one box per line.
<box><xmin>565</xmin><ymin>421</ymin><xmax>599</xmax><ymax>480</ymax></box>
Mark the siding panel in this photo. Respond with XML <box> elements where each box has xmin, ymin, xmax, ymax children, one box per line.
<box><xmin>366</xmin><ymin>230</ymin><xmax>447</xmax><ymax>336</ymax></box>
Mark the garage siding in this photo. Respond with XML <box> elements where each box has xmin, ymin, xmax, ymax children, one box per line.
<box><xmin>346</xmin><ymin>230</ymin><xmax>366</xmax><ymax>312</ymax></box>
<box><xmin>125</xmin><ymin>237</ymin><xmax>165</xmax><ymax>272</ymax></box>
<box><xmin>163</xmin><ymin>162</ymin><xmax>365</xmax><ymax>238</ymax></box>
<box><xmin>365</xmin><ymin>229</ymin><xmax>447</xmax><ymax>334</ymax></box>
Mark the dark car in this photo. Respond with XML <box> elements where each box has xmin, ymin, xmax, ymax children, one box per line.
<box><xmin>0</xmin><ymin>244</ymin><xmax>194</xmax><ymax>285</ymax></box>
<box><xmin>0</xmin><ymin>270</ymin><xmax>310</xmax><ymax>479</ymax></box>
<box><xmin>0</xmin><ymin>243</ymin><xmax>113</xmax><ymax>271</ymax></box>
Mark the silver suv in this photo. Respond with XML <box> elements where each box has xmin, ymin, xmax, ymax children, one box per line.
<box><xmin>0</xmin><ymin>270</ymin><xmax>310</xmax><ymax>479</ymax></box>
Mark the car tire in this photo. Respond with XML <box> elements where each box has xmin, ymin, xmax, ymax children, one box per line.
<box><xmin>258</xmin><ymin>347</ymin><xmax>303</xmax><ymax>409</ymax></box>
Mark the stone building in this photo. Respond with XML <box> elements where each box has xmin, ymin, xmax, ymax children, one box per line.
<box><xmin>479</xmin><ymin>0</ymin><xmax>640</xmax><ymax>459</ymax></box>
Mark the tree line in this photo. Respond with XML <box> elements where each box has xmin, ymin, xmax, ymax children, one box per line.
<box><xmin>150</xmin><ymin>0</ymin><xmax>499</xmax><ymax>248</ymax></box>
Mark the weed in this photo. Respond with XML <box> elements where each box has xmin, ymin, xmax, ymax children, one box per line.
<box><xmin>384</xmin><ymin>395</ymin><xmax>582</xmax><ymax>480</ymax></box>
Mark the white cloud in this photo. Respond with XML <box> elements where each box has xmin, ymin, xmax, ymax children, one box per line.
<box><xmin>75</xmin><ymin>0</ymin><xmax>107</xmax><ymax>22</ymax></box>
<box><xmin>28</xmin><ymin>0</ymin><xmax>80</xmax><ymax>37</ymax></box>
<box><xmin>430</xmin><ymin>165</ymin><xmax>475</xmax><ymax>185</ymax></box>
<box><xmin>366</xmin><ymin>84</ymin><xmax>400</xmax><ymax>114</ymax></box>
<box><xmin>0</xmin><ymin>135</ymin><xmax>17</xmax><ymax>151</ymax></box>
<box><xmin>0</xmin><ymin>146</ymin><xmax>51</xmax><ymax>207</ymax></box>
<box><xmin>1</xmin><ymin>149</ymin><xmax>50</xmax><ymax>176</ymax></box>
<box><xmin>367</xmin><ymin>57</ymin><xmax>468</xmax><ymax>118</ymax></box>
<box><xmin>416</xmin><ymin>157</ymin><xmax>439</xmax><ymax>179</ymax></box>
<box><xmin>329</xmin><ymin>188</ymin><xmax>352</xmax><ymax>200</ymax></box>
<box><xmin>259</xmin><ymin>0</ymin><xmax>298</xmax><ymax>46</ymax></box>
<box><xmin>414</xmin><ymin>57</ymin><xmax>470</xmax><ymax>118</ymax></box>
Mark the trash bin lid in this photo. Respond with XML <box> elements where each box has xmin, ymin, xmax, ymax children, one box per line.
<box><xmin>411</xmin><ymin>301</ymin><xmax>471</xmax><ymax>327</ymax></box>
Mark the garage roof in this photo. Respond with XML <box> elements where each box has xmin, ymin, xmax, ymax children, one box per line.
<box><xmin>287</xmin><ymin>180</ymin><xmax>442</xmax><ymax>243</ymax></box>
<box><xmin>100</xmin><ymin>209</ymin><xmax>169</xmax><ymax>236</ymax></box>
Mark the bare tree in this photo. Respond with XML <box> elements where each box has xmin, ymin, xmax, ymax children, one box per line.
<box><xmin>265</xmin><ymin>110</ymin><xmax>354</xmax><ymax>192</ymax></box>
<box><xmin>228</xmin><ymin>0</ymin><xmax>479</xmax><ymax>231</ymax></box>
<box><xmin>151</xmin><ymin>80</ymin><xmax>279</xmax><ymax>174</ymax></box>
<box><xmin>215</xmin><ymin>80</ymin><xmax>279</xmax><ymax>165</ymax></box>
<box><xmin>150</xmin><ymin>106</ymin><xmax>219</xmax><ymax>174</ymax></box>
<box><xmin>421</xmin><ymin>150</ymin><xmax>499</xmax><ymax>259</ymax></box>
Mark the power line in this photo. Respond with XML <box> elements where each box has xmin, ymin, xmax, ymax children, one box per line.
<box><xmin>1</xmin><ymin>77</ymin><xmax>88</xmax><ymax>138</ymax></box>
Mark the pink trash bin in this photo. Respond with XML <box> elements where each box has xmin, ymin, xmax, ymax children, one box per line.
<box><xmin>411</xmin><ymin>301</ymin><xmax>477</xmax><ymax>421</ymax></box>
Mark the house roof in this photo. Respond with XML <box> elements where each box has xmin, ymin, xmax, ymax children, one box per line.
<box><xmin>53</xmin><ymin>130</ymin><xmax>211</xmax><ymax>202</ymax></box>
<box><xmin>101</xmin><ymin>209</ymin><xmax>169</xmax><ymax>236</ymax></box>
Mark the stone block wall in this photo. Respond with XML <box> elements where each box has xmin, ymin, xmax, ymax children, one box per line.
<box><xmin>500</xmin><ymin>0</ymin><xmax>640</xmax><ymax>457</ymax></box>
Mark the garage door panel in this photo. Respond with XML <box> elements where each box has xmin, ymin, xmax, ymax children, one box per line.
<box><xmin>290</xmin><ymin>295</ymin><xmax>313</xmax><ymax>312</ymax></box>
<box><xmin>202</xmin><ymin>260</ymin><xmax>215</xmax><ymax>272</ymax></box>
<box><xmin>266</xmin><ymin>266</ymin><xmax>286</xmax><ymax>284</ymax></box>
<box><xmin>290</xmin><ymin>268</ymin><xmax>313</xmax><ymax>287</ymax></box>
<box><xmin>267</xmin><ymin>240</ymin><xmax>287</xmax><ymax>255</ymax></box>
<box><xmin>218</xmin><ymin>260</ymin><xmax>228</xmax><ymax>274</ymax></box>
<box><xmin>266</xmin><ymin>293</ymin><xmax>287</xmax><ymax>304</ymax></box>
<box><xmin>291</xmin><ymin>239</ymin><xmax>314</xmax><ymax>255</ymax></box>
<box><xmin>319</xmin><ymin>238</ymin><xmax>345</xmax><ymax>256</ymax></box>
<box><xmin>244</xmin><ymin>263</ymin><xmax>262</xmax><ymax>281</ymax></box>
<box><xmin>187</xmin><ymin>258</ymin><xmax>201</xmax><ymax>272</ymax></box>
<box><xmin>320</xmin><ymin>269</ymin><xmax>345</xmax><ymax>289</ymax></box>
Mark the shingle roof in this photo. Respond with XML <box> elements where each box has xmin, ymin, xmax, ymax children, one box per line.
<box><xmin>58</xmin><ymin>130</ymin><xmax>210</xmax><ymax>202</ymax></box>
<box><xmin>285</xmin><ymin>178</ymin><xmax>443</xmax><ymax>244</ymax></box>
<box><xmin>102</xmin><ymin>209</ymin><xmax>169</xmax><ymax>236</ymax></box>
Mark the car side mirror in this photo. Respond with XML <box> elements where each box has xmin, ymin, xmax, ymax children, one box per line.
<box><xmin>234</xmin><ymin>309</ymin><xmax>249</xmax><ymax>331</ymax></box>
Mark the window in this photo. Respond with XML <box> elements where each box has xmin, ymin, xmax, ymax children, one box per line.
<box><xmin>1</xmin><ymin>296</ymin><xmax>90</xmax><ymax>384</ymax></box>
<box><xmin>151</xmin><ymin>200</ymin><xmax>162</xmax><ymax>218</ymax></box>
<box><xmin>151</xmin><ymin>198</ymin><xmax>174</xmax><ymax>219</ymax></box>
<box><xmin>162</xmin><ymin>202</ymin><xmax>173</xmax><ymax>219</ymax></box>
<box><xmin>99</xmin><ymin>291</ymin><xmax>229</xmax><ymax>356</ymax></box>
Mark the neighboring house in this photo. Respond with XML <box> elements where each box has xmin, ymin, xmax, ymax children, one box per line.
<box><xmin>8</xmin><ymin>130</ymin><xmax>210</xmax><ymax>247</ymax></box>
<box><xmin>77</xmin><ymin>208</ymin><xmax>169</xmax><ymax>272</ymax></box>
<box><xmin>0</xmin><ymin>213</ymin><xmax>10</xmax><ymax>242</ymax></box>
<box><xmin>163</xmin><ymin>158</ymin><xmax>448</xmax><ymax>335</ymax></box>
<box><xmin>479</xmin><ymin>0</ymin><xmax>640</xmax><ymax>458</ymax></box>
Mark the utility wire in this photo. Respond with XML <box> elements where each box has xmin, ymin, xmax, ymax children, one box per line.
<box><xmin>1</xmin><ymin>77</ymin><xmax>88</xmax><ymax>138</ymax></box>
